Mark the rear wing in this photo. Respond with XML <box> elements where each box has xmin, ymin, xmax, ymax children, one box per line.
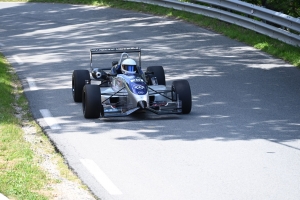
<box><xmin>90</xmin><ymin>47</ymin><xmax>141</xmax><ymax>54</ymax></box>
<box><xmin>90</xmin><ymin>47</ymin><xmax>142</xmax><ymax>70</ymax></box>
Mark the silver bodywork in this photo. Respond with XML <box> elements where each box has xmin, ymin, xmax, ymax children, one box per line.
<box><xmin>99</xmin><ymin>75</ymin><xmax>181</xmax><ymax>117</ymax></box>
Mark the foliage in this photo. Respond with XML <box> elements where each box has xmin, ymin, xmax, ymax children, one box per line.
<box><xmin>242</xmin><ymin>0</ymin><xmax>300</xmax><ymax>17</ymax></box>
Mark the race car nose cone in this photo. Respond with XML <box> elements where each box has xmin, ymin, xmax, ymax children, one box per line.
<box><xmin>138</xmin><ymin>100</ymin><xmax>147</xmax><ymax>109</ymax></box>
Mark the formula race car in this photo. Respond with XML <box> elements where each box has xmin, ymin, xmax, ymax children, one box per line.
<box><xmin>72</xmin><ymin>47</ymin><xmax>192</xmax><ymax>118</ymax></box>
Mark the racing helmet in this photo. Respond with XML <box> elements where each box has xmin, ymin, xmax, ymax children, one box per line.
<box><xmin>121</xmin><ymin>58</ymin><xmax>137</xmax><ymax>75</ymax></box>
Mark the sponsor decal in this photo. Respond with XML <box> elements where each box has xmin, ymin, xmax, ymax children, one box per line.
<box><xmin>130</xmin><ymin>82</ymin><xmax>147</xmax><ymax>95</ymax></box>
<box><xmin>133</xmin><ymin>85</ymin><xmax>144</xmax><ymax>90</ymax></box>
<box><xmin>130</xmin><ymin>78</ymin><xmax>144</xmax><ymax>83</ymax></box>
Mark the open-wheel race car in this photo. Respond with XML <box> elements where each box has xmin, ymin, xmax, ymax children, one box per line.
<box><xmin>72</xmin><ymin>47</ymin><xmax>192</xmax><ymax>118</ymax></box>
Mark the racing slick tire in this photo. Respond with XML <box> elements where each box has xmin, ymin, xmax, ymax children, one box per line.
<box><xmin>72</xmin><ymin>70</ymin><xmax>90</xmax><ymax>102</ymax></box>
<box><xmin>172</xmin><ymin>80</ymin><xmax>192</xmax><ymax>114</ymax></box>
<box><xmin>82</xmin><ymin>84</ymin><xmax>103</xmax><ymax>119</ymax></box>
<box><xmin>146</xmin><ymin>66</ymin><xmax>166</xmax><ymax>85</ymax></box>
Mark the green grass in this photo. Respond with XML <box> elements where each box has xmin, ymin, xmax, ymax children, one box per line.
<box><xmin>0</xmin><ymin>53</ymin><xmax>90</xmax><ymax>199</ymax></box>
<box><xmin>0</xmin><ymin>54</ymin><xmax>50</xmax><ymax>200</ymax></box>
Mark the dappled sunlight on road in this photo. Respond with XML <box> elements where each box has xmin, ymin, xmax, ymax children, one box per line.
<box><xmin>2</xmin><ymin>4</ymin><xmax>300</xmax><ymax>200</ymax></box>
<box><xmin>1</xmin><ymin>2</ymin><xmax>299</xmax><ymax>146</ymax></box>
<box><xmin>247</xmin><ymin>63</ymin><xmax>293</xmax><ymax>69</ymax></box>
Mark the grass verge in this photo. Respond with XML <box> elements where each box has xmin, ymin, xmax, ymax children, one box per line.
<box><xmin>0</xmin><ymin>54</ymin><xmax>50</xmax><ymax>199</ymax></box>
<box><xmin>0</xmin><ymin>54</ymin><xmax>91</xmax><ymax>200</ymax></box>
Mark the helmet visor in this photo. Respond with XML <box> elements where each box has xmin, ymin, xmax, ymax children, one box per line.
<box><xmin>125</xmin><ymin>65</ymin><xmax>135</xmax><ymax>72</ymax></box>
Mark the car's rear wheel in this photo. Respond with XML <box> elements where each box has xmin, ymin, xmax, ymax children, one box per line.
<box><xmin>72</xmin><ymin>70</ymin><xmax>90</xmax><ymax>102</ymax></box>
<box><xmin>146</xmin><ymin>66</ymin><xmax>166</xmax><ymax>85</ymax></box>
<box><xmin>82</xmin><ymin>84</ymin><xmax>103</xmax><ymax>119</ymax></box>
<box><xmin>172</xmin><ymin>80</ymin><xmax>192</xmax><ymax>114</ymax></box>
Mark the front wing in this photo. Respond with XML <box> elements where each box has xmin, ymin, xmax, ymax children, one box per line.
<box><xmin>100</xmin><ymin>85</ymin><xmax>182</xmax><ymax>117</ymax></box>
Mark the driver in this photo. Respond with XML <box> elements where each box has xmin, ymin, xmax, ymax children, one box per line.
<box><xmin>121</xmin><ymin>58</ymin><xmax>137</xmax><ymax>75</ymax></box>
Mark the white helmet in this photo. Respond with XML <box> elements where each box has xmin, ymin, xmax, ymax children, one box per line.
<box><xmin>121</xmin><ymin>58</ymin><xmax>137</xmax><ymax>75</ymax></box>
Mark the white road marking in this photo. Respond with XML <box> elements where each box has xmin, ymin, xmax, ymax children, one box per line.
<box><xmin>26</xmin><ymin>77</ymin><xmax>38</xmax><ymax>91</ymax></box>
<box><xmin>39</xmin><ymin>109</ymin><xmax>61</xmax><ymax>130</ymax></box>
<box><xmin>0</xmin><ymin>193</ymin><xmax>9</xmax><ymax>200</ymax></box>
<box><xmin>13</xmin><ymin>55</ymin><xmax>24</xmax><ymax>65</ymax></box>
<box><xmin>80</xmin><ymin>159</ymin><xmax>123</xmax><ymax>195</ymax></box>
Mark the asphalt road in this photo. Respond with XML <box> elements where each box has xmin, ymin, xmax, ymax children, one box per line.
<box><xmin>1</xmin><ymin>2</ymin><xmax>300</xmax><ymax>200</ymax></box>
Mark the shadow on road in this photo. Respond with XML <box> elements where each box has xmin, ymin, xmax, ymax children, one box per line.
<box><xmin>1</xmin><ymin>3</ymin><xmax>299</xmax><ymax>147</ymax></box>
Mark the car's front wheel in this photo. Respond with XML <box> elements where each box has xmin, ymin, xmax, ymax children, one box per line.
<box><xmin>146</xmin><ymin>66</ymin><xmax>166</xmax><ymax>85</ymax></box>
<box><xmin>172</xmin><ymin>80</ymin><xmax>192</xmax><ymax>114</ymax></box>
<box><xmin>82</xmin><ymin>84</ymin><xmax>103</xmax><ymax>119</ymax></box>
<box><xmin>72</xmin><ymin>70</ymin><xmax>90</xmax><ymax>102</ymax></box>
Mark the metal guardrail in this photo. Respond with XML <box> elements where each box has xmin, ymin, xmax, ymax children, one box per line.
<box><xmin>194</xmin><ymin>0</ymin><xmax>300</xmax><ymax>33</ymax></box>
<box><xmin>126</xmin><ymin>0</ymin><xmax>300</xmax><ymax>47</ymax></box>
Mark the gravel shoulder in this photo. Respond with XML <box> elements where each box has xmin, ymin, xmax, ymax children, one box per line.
<box><xmin>11</xmin><ymin>68</ymin><xmax>97</xmax><ymax>200</ymax></box>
